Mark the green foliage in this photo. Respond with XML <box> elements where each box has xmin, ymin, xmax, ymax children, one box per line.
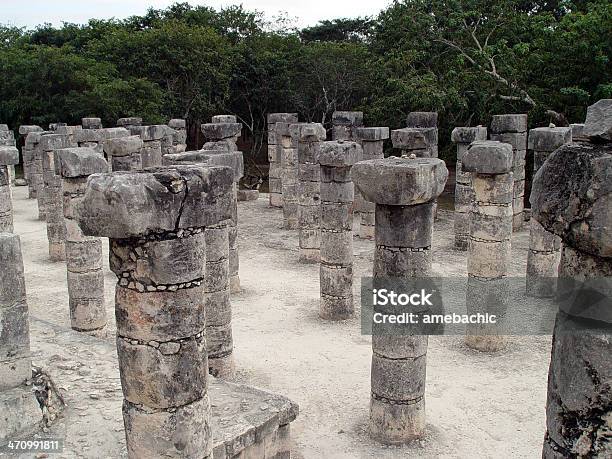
<box><xmin>0</xmin><ymin>0</ymin><xmax>609</xmax><ymax>166</ymax></box>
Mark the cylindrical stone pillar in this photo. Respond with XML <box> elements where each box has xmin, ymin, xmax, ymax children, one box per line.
<box><xmin>268</xmin><ymin>113</ymin><xmax>298</xmax><ymax>208</ymax></box>
<box><xmin>0</xmin><ymin>232</ymin><xmax>32</xmax><ymax>390</ymax></box>
<box><xmin>0</xmin><ymin>127</ymin><xmax>16</xmax><ymax>187</ymax></box>
<box><xmin>353</xmin><ymin>157</ymin><xmax>448</xmax><ymax>444</ymax></box>
<box><xmin>332</xmin><ymin>111</ymin><xmax>363</xmax><ymax>141</ymax></box>
<box><xmin>0</xmin><ymin>232</ymin><xmax>42</xmax><ymax>440</ymax></box>
<box><xmin>355</xmin><ymin>127</ymin><xmax>389</xmax><ymax>239</ymax></box>
<box><xmin>278</xmin><ymin>122</ymin><xmax>301</xmax><ymax>229</ymax></box>
<box><xmin>56</xmin><ymin>148</ymin><xmax>108</xmax><ymax>331</ymax></box>
<box><xmin>19</xmin><ymin>125</ymin><xmax>43</xmax><ymax>199</ymax></box>
<box><xmin>450</xmin><ymin>126</ymin><xmax>488</xmax><ymax>250</ymax></box>
<box><xmin>292</xmin><ymin>123</ymin><xmax>327</xmax><ymax>263</ymax></box>
<box><xmin>490</xmin><ymin>114</ymin><xmax>528</xmax><ymax>231</ymax></box>
<box><xmin>0</xmin><ymin>147</ymin><xmax>19</xmax><ymax>233</ymax></box>
<box><xmin>76</xmin><ymin>165</ymin><xmax>233</xmax><ymax>458</ymax></box>
<box><xmin>203</xmin><ymin>150</ymin><xmax>244</xmax><ymax>294</ymax></box>
<box><xmin>104</xmin><ymin>135</ymin><xmax>145</xmax><ymax>172</ymax></box>
<box><xmin>24</xmin><ymin>131</ymin><xmax>45</xmax><ymax>209</ymax></box>
<box><xmin>41</xmin><ymin>133</ymin><xmax>73</xmax><ymax>261</ymax></box>
<box><xmin>162</xmin><ymin>151</ymin><xmax>236</xmax><ymax>378</ymax></box>
<box><xmin>129</xmin><ymin>125</ymin><xmax>166</xmax><ymax>169</ymax></box>
<box><xmin>462</xmin><ymin>141</ymin><xmax>514</xmax><ymax>352</ymax></box>
<box><xmin>525</xmin><ymin>127</ymin><xmax>572</xmax><ymax>297</ymax></box>
<box><xmin>530</xmin><ymin>123</ymin><xmax>611</xmax><ymax>458</ymax></box>
<box><xmin>318</xmin><ymin>140</ymin><xmax>361</xmax><ymax>320</ymax></box>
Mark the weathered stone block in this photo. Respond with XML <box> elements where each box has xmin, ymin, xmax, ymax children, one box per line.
<box><xmin>356</xmin><ymin>127</ymin><xmax>389</xmax><ymax>142</ymax></box>
<box><xmin>462</xmin><ymin>141</ymin><xmax>513</xmax><ymax>174</ymax></box>
<box><xmin>0</xmin><ymin>146</ymin><xmax>19</xmax><ymax>166</ymax></box>
<box><xmin>55</xmin><ymin>147</ymin><xmax>108</xmax><ymax>177</ymax></box>
<box><xmin>582</xmin><ymin>99</ymin><xmax>612</xmax><ymax>141</ymax></box>
<box><xmin>490</xmin><ymin>114</ymin><xmax>527</xmax><ymax>133</ymax></box>
<box><xmin>353</xmin><ymin>157</ymin><xmax>447</xmax><ymax>206</ymax></box>
<box><xmin>103</xmin><ymin>135</ymin><xmax>143</xmax><ymax>157</ymax></box>
<box><xmin>77</xmin><ymin>166</ymin><xmax>233</xmax><ymax>239</ymax></box>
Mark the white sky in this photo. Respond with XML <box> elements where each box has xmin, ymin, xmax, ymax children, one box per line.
<box><xmin>0</xmin><ymin>0</ymin><xmax>392</xmax><ymax>29</ymax></box>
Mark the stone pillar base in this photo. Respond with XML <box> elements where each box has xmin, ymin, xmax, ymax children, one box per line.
<box><xmin>237</xmin><ymin>189</ymin><xmax>259</xmax><ymax>201</ymax></box>
<box><xmin>299</xmin><ymin>248</ymin><xmax>319</xmax><ymax>264</ymax></box>
<box><xmin>512</xmin><ymin>213</ymin><xmax>524</xmax><ymax>231</ymax></box>
<box><xmin>269</xmin><ymin>193</ymin><xmax>283</xmax><ymax>208</ymax></box>
<box><xmin>230</xmin><ymin>275</ymin><xmax>240</xmax><ymax>294</ymax></box>
<box><xmin>283</xmin><ymin>218</ymin><xmax>299</xmax><ymax>230</ymax></box>
<box><xmin>359</xmin><ymin>223</ymin><xmax>375</xmax><ymax>239</ymax></box>
<box><xmin>319</xmin><ymin>295</ymin><xmax>353</xmax><ymax>321</ymax></box>
<box><xmin>0</xmin><ymin>385</ymin><xmax>42</xmax><ymax>440</ymax></box>
<box><xmin>208</xmin><ymin>354</ymin><xmax>236</xmax><ymax>380</ymax></box>
<box><xmin>48</xmin><ymin>241</ymin><xmax>66</xmax><ymax>262</ymax></box>
<box><xmin>369</xmin><ymin>397</ymin><xmax>425</xmax><ymax>445</ymax></box>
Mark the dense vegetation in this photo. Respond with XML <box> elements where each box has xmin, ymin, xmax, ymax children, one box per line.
<box><xmin>1</xmin><ymin>0</ymin><xmax>610</xmax><ymax>163</ymax></box>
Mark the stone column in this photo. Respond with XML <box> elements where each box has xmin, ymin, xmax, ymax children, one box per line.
<box><xmin>462</xmin><ymin>141</ymin><xmax>513</xmax><ymax>352</ymax></box>
<box><xmin>41</xmin><ymin>133</ymin><xmax>73</xmax><ymax>261</ymax></box>
<box><xmin>450</xmin><ymin>126</ymin><xmax>488</xmax><ymax>250</ymax></box>
<box><xmin>203</xmin><ymin>150</ymin><xmax>244</xmax><ymax>294</ymax></box>
<box><xmin>267</xmin><ymin>113</ymin><xmax>298</xmax><ymax>208</ymax></box>
<box><xmin>82</xmin><ymin>118</ymin><xmax>102</xmax><ymax>130</ymax></box>
<box><xmin>28</xmin><ymin>131</ymin><xmax>48</xmax><ymax>220</ymax></box>
<box><xmin>531</xmin><ymin>105</ymin><xmax>611</xmax><ymax>457</ymax></box>
<box><xmin>278</xmin><ymin>122</ymin><xmax>301</xmax><ymax>229</ymax></box>
<box><xmin>201</xmin><ymin>115</ymin><xmax>242</xmax><ymax>152</ymax></box>
<box><xmin>292</xmin><ymin>123</ymin><xmax>327</xmax><ymax>263</ymax></box>
<box><xmin>525</xmin><ymin>127</ymin><xmax>572</xmax><ymax>297</ymax></box>
<box><xmin>165</xmin><ymin>119</ymin><xmax>187</xmax><ymax>155</ymax></box>
<box><xmin>56</xmin><ymin>125</ymin><xmax>83</xmax><ymax>148</ymax></box>
<box><xmin>162</xmin><ymin>151</ymin><xmax>236</xmax><ymax>378</ymax></box>
<box><xmin>0</xmin><ymin>233</ymin><xmax>41</xmax><ymax>440</ymax></box>
<box><xmin>129</xmin><ymin>125</ymin><xmax>166</xmax><ymax>168</ymax></box>
<box><xmin>0</xmin><ymin>147</ymin><xmax>19</xmax><ymax>233</ymax></box>
<box><xmin>76</xmin><ymin>165</ymin><xmax>233</xmax><ymax>458</ymax></box>
<box><xmin>19</xmin><ymin>125</ymin><xmax>43</xmax><ymax>199</ymax></box>
<box><xmin>391</xmin><ymin>127</ymin><xmax>437</xmax><ymax>158</ymax></box>
<box><xmin>406</xmin><ymin>111</ymin><xmax>439</xmax><ymax>154</ymax></box>
<box><xmin>75</xmin><ymin>127</ymin><xmax>130</xmax><ymax>158</ymax></box>
<box><xmin>318</xmin><ymin>140</ymin><xmax>361</xmax><ymax>320</ymax></box>
<box><xmin>56</xmin><ymin>148</ymin><xmax>108</xmax><ymax>331</ymax></box>
<box><xmin>490</xmin><ymin>114</ymin><xmax>528</xmax><ymax>231</ymax></box>
<box><xmin>117</xmin><ymin>117</ymin><xmax>143</xmax><ymax>129</ymax></box>
<box><xmin>332</xmin><ymin>111</ymin><xmax>363</xmax><ymax>141</ymax></box>
<box><xmin>353</xmin><ymin>156</ymin><xmax>448</xmax><ymax>444</ymax></box>
<box><xmin>104</xmin><ymin>136</ymin><xmax>145</xmax><ymax>172</ymax></box>
<box><xmin>0</xmin><ymin>126</ymin><xmax>16</xmax><ymax>185</ymax></box>
<box><xmin>355</xmin><ymin>127</ymin><xmax>389</xmax><ymax>239</ymax></box>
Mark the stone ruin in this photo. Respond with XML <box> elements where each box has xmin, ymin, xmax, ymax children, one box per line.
<box><xmin>0</xmin><ymin>100</ymin><xmax>610</xmax><ymax>457</ymax></box>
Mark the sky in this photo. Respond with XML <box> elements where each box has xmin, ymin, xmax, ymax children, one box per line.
<box><xmin>0</xmin><ymin>0</ymin><xmax>392</xmax><ymax>29</ymax></box>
